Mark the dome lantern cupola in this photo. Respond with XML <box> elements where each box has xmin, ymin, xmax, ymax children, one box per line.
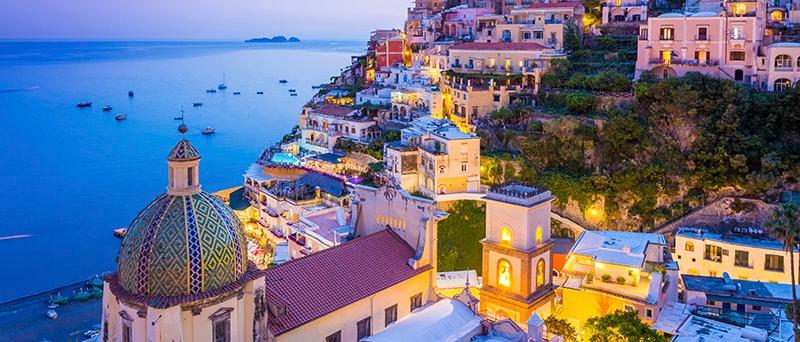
<box><xmin>166</xmin><ymin>138</ymin><xmax>201</xmax><ymax>196</ymax></box>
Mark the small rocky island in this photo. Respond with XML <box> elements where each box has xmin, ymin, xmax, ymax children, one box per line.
<box><xmin>245</xmin><ymin>36</ymin><xmax>301</xmax><ymax>43</ymax></box>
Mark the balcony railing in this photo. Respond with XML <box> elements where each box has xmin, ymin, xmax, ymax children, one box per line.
<box><xmin>649</xmin><ymin>58</ymin><xmax>720</xmax><ymax>67</ymax></box>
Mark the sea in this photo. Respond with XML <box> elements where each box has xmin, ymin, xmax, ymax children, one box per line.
<box><xmin>0</xmin><ymin>40</ymin><xmax>364</xmax><ymax>302</ymax></box>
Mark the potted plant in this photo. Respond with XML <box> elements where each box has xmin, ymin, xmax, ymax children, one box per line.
<box><xmin>586</xmin><ymin>271</ymin><xmax>595</xmax><ymax>284</ymax></box>
<box><xmin>602</xmin><ymin>274</ymin><xmax>612</xmax><ymax>282</ymax></box>
<box><xmin>616</xmin><ymin>276</ymin><xmax>626</xmax><ymax>285</ymax></box>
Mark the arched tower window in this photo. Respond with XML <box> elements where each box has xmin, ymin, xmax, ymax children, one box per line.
<box><xmin>536</xmin><ymin>259</ymin><xmax>545</xmax><ymax>288</ymax></box>
<box><xmin>497</xmin><ymin>259</ymin><xmax>511</xmax><ymax>288</ymax></box>
<box><xmin>535</xmin><ymin>226</ymin><xmax>543</xmax><ymax>245</ymax></box>
<box><xmin>685</xmin><ymin>241</ymin><xmax>694</xmax><ymax>252</ymax></box>
<box><xmin>501</xmin><ymin>226</ymin><xmax>512</xmax><ymax>245</ymax></box>
<box><xmin>775</xmin><ymin>54</ymin><xmax>793</xmax><ymax>70</ymax></box>
<box><xmin>775</xmin><ymin>78</ymin><xmax>792</xmax><ymax>92</ymax></box>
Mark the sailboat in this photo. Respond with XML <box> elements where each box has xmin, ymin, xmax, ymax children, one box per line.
<box><xmin>217</xmin><ymin>73</ymin><xmax>228</xmax><ymax>90</ymax></box>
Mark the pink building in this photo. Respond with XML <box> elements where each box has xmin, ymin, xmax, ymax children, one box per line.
<box><xmin>442</xmin><ymin>6</ymin><xmax>496</xmax><ymax>40</ymax></box>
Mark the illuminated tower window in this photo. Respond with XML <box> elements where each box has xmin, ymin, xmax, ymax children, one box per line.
<box><xmin>498</xmin><ymin>259</ymin><xmax>512</xmax><ymax>288</ymax></box>
<box><xmin>536</xmin><ymin>259</ymin><xmax>545</xmax><ymax>288</ymax></box>
<box><xmin>535</xmin><ymin>226</ymin><xmax>543</xmax><ymax>245</ymax></box>
<box><xmin>732</xmin><ymin>3</ymin><xmax>746</xmax><ymax>16</ymax></box>
<box><xmin>501</xmin><ymin>227</ymin><xmax>513</xmax><ymax>245</ymax></box>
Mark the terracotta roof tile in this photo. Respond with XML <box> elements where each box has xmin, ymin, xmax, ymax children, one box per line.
<box><xmin>451</xmin><ymin>42</ymin><xmax>547</xmax><ymax>51</ymax></box>
<box><xmin>264</xmin><ymin>230</ymin><xmax>431</xmax><ymax>336</ymax></box>
<box><xmin>313</xmin><ymin>104</ymin><xmax>356</xmax><ymax>118</ymax></box>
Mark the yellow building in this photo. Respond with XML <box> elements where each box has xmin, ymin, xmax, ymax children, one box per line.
<box><xmin>675</xmin><ymin>227</ymin><xmax>799</xmax><ymax>284</ymax></box>
<box><xmin>384</xmin><ymin>116</ymin><xmax>481</xmax><ymax>196</ymax></box>
<box><xmin>558</xmin><ymin>231</ymin><xmax>678</xmax><ymax>330</ymax></box>
<box><xmin>479</xmin><ymin>184</ymin><xmax>557</xmax><ymax>327</ymax></box>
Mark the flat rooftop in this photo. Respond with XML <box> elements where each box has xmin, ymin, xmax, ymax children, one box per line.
<box><xmin>677</xmin><ymin>227</ymin><xmax>790</xmax><ymax>252</ymax></box>
<box><xmin>569</xmin><ymin>230</ymin><xmax>665</xmax><ymax>268</ymax></box>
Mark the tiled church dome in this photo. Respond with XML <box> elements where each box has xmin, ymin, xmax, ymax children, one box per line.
<box><xmin>116</xmin><ymin>140</ymin><xmax>248</xmax><ymax>297</ymax></box>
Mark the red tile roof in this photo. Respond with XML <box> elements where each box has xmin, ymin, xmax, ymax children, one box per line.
<box><xmin>264</xmin><ymin>229</ymin><xmax>431</xmax><ymax>336</ymax></box>
<box><xmin>451</xmin><ymin>42</ymin><xmax>547</xmax><ymax>51</ymax></box>
<box><xmin>313</xmin><ymin>104</ymin><xmax>356</xmax><ymax>117</ymax></box>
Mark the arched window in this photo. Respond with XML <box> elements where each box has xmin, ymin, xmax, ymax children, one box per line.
<box><xmin>775</xmin><ymin>78</ymin><xmax>792</xmax><ymax>92</ymax></box>
<box><xmin>535</xmin><ymin>226</ymin><xmax>543</xmax><ymax>245</ymax></box>
<box><xmin>685</xmin><ymin>241</ymin><xmax>694</xmax><ymax>252</ymax></box>
<box><xmin>771</xmin><ymin>10</ymin><xmax>785</xmax><ymax>21</ymax></box>
<box><xmin>501</xmin><ymin>227</ymin><xmax>512</xmax><ymax>245</ymax></box>
<box><xmin>502</xmin><ymin>30</ymin><xmax>512</xmax><ymax>42</ymax></box>
<box><xmin>536</xmin><ymin>259</ymin><xmax>546</xmax><ymax>288</ymax></box>
<box><xmin>735</xmin><ymin>69</ymin><xmax>743</xmax><ymax>81</ymax></box>
<box><xmin>497</xmin><ymin>259</ymin><xmax>512</xmax><ymax>288</ymax></box>
<box><xmin>775</xmin><ymin>54</ymin><xmax>793</xmax><ymax>70</ymax></box>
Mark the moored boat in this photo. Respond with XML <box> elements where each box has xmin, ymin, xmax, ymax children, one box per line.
<box><xmin>290</xmin><ymin>93</ymin><xmax>298</xmax><ymax>96</ymax></box>
<box><xmin>202</xmin><ymin>127</ymin><xmax>215</xmax><ymax>135</ymax></box>
<box><xmin>206</xmin><ymin>89</ymin><xmax>217</xmax><ymax>93</ymax></box>
<box><xmin>128</xmin><ymin>91</ymin><xmax>134</xmax><ymax>97</ymax></box>
<box><xmin>193</xmin><ymin>102</ymin><xmax>203</xmax><ymax>107</ymax></box>
<box><xmin>77</xmin><ymin>102</ymin><xmax>92</xmax><ymax>108</ymax></box>
<box><xmin>102</xmin><ymin>105</ymin><xmax>112</xmax><ymax>112</ymax></box>
<box><xmin>115</xmin><ymin>114</ymin><xmax>126</xmax><ymax>121</ymax></box>
<box><xmin>46</xmin><ymin>310</ymin><xmax>57</xmax><ymax>320</ymax></box>
<box><xmin>113</xmin><ymin>227</ymin><xmax>127</xmax><ymax>238</ymax></box>
<box><xmin>218</xmin><ymin>73</ymin><xmax>228</xmax><ymax>90</ymax></box>
<box><xmin>256</xmin><ymin>91</ymin><xmax>264</xmax><ymax>95</ymax></box>
<box><xmin>233</xmin><ymin>91</ymin><xmax>241</xmax><ymax>95</ymax></box>
<box><xmin>279</xmin><ymin>79</ymin><xmax>288</xmax><ymax>83</ymax></box>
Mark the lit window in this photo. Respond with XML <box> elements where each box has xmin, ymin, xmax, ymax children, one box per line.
<box><xmin>772</xmin><ymin>10</ymin><xmax>785</xmax><ymax>21</ymax></box>
<box><xmin>536</xmin><ymin>226</ymin><xmax>543</xmax><ymax>245</ymax></box>
<box><xmin>732</xmin><ymin>3</ymin><xmax>746</xmax><ymax>16</ymax></box>
<box><xmin>498</xmin><ymin>259</ymin><xmax>512</xmax><ymax>288</ymax></box>
<box><xmin>765</xmin><ymin>254</ymin><xmax>785</xmax><ymax>272</ymax></box>
<box><xmin>659</xmin><ymin>27</ymin><xmax>673</xmax><ymax>40</ymax></box>
<box><xmin>536</xmin><ymin>259</ymin><xmax>545</xmax><ymax>288</ymax></box>
<box><xmin>501</xmin><ymin>227</ymin><xmax>512</xmax><ymax>245</ymax></box>
<box><xmin>685</xmin><ymin>241</ymin><xmax>694</xmax><ymax>252</ymax></box>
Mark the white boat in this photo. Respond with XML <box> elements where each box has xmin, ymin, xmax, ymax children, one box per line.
<box><xmin>47</xmin><ymin>302</ymin><xmax>58</xmax><ymax>309</ymax></box>
<box><xmin>102</xmin><ymin>105</ymin><xmax>113</xmax><ymax>112</ymax></box>
<box><xmin>46</xmin><ymin>309</ymin><xmax>57</xmax><ymax>319</ymax></box>
<box><xmin>218</xmin><ymin>73</ymin><xmax>227</xmax><ymax>90</ymax></box>
<box><xmin>113</xmin><ymin>228</ymin><xmax>127</xmax><ymax>238</ymax></box>
<box><xmin>115</xmin><ymin>114</ymin><xmax>126</xmax><ymax>121</ymax></box>
<box><xmin>202</xmin><ymin>127</ymin><xmax>215</xmax><ymax>135</ymax></box>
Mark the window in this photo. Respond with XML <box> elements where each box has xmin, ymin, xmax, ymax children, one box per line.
<box><xmin>534</xmin><ymin>31</ymin><xmax>543</xmax><ymax>39</ymax></box>
<box><xmin>535</xmin><ymin>226</ymin><xmax>543</xmax><ymax>245</ymax></box>
<box><xmin>775</xmin><ymin>54</ymin><xmax>793</xmax><ymax>70</ymax></box>
<box><xmin>439</xmin><ymin>166</ymin><xmax>445</xmax><ymax>174</ymax></box>
<box><xmin>707</xmin><ymin>299</ymin><xmax>716</xmax><ymax>305</ymax></box>
<box><xmin>122</xmin><ymin>321</ymin><xmax>132</xmax><ymax>342</ymax></box>
<box><xmin>765</xmin><ymin>254</ymin><xmax>785</xmax><ymax>272</ymax></box>
<box><xmin>325</xmin><ymin>331</ymin><xmax>342</xmax><ymax>342</ymax></box>
<box><xmin>775</xmin><ymin>78</ymin><xmax>792</xmax><ymax>92</ymax></box>
<box><xmin>472</xmin><ymin>106</ymin><xmax>478</xmax><ymax>116</ymax></box>
<box><xmin>536</xmin><ymin>259</ymin><xmax>545</xmax><ymax>288</ymax></box>
<box><xmin>187</xmin><ymin>166</ymin><xmax>194</xmax><ymax>186</ymax></box>
<box><xmin>660</xmin><ymin>50</ymin><xmax>673</xmax><ymax>64</ymax></box>
<box><xmin>356</xmin><ymin>317</ymin><xmax>372</xmax><ymax>340</ymax></box>
<box><xmin>735</xmin><ymin>69</ymin><xmax>744</xmax><ymax>81</ymax></box>
<box><xmin>502</xmin><ymin>30</ymin><xmax>512</xmax><ymax>42</ymax></box>
<box><xmin>685</xmin><ymin>241</ymin><xmax>694</xmax><ymax>252</ymax></box>
<box><xmin>732</xmin><ymin>3</ymin><xmax>746</xmax><ymax>16</ymax></box>
<box><xmin>659</xmin><ymin>27</ymin><xmax>673</xmax><ymax>40</ymax></box>
<box><xmin>523</xmin><ymin>32</ymin><xmax>532</xmax><ymax>40</ymax></box>
<box><xmin>697</xmin><ymin>27</ymin><xmax>708</xmax><ymax>40</ymax></box>
<box><xmin>501</xmin><ymin>226</ymin><xmax>512</xmax><ymax>245</ymax></box>
<box><xmin>771</xmin><ymin>10</ymin><xmax>785</xmax><ymax>21</ymax></box>
<box><xmin>213</xmin><ymin>319</ymin><xmax>231</xmax><ymax>342</ymax></box>
<box><xmin>753</xmin><ymin>305</ymin><xmax>762</xmax><ymax>311</ymax></box>
<box><xmin>624</xmin><ymin>305</ymin><xmax>635</xmax><ymax>312</ymax></box>
<box><xmin>385</xmin><ymin>304</ymin><xmax>398</xmax><ymax>327</ymax></box>
<box><xmin>730</xmin><ymin>51</ymin><xmax>745</xmax><ymax>61</ymax></box>
<box><xmin>704</xmin><ymin>245</ymin><xmax>723</xmax><ymax>262</ymax></box>
<box><xmin>493</xmin><ymin>94</ymin><xmax>501</xmax><ymax>102</ymax></box>
<box><xmin>646</xmin><ymin>308</ymin><xmax>654</xmax><ymax>319</ymax></box>
<box><xmin>498</xmin><ymin>259</ymin><xmax>512</xmax><ymax>288</ymax></box>
<box><xmin>410</xmin><ymin>293</ymin><xmax>423</xmax><ymax>311</ymax></box>
<box><xmin>731</xmin><ymin>26</ymin><xmax>744</xmax><ymax>39</ymax></box>
<box><xmin>461</xmin><ymin>163</ymin><xmax>467</xmax><ymax>172</ymax></box>
<box><xmin>734</xmin><ymin>250</ymin><xmax>749</xmax><ymax>267</ymax></box>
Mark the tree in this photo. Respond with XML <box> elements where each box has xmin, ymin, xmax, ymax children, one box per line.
<box><xmin>584</xmin><ymin>310</ymin><xmax>666</xmax><ymax>342</ymax></box>
<box><xmin>544</xmin><ymin>316</ymin><xmax>578</xmax><ymax>342</ymax></box>
<box><xmin>769</xmin><ymin>203</ymin><xmax>800</xmax><ymax>337</ymax></box>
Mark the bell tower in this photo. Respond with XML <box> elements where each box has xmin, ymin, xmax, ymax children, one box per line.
<box><xmin>166</xmin><ymin>123</ymin><xmax>202</xmax><ymax>196</ymax></box>
<box><xmin>479</xmin><ymin>183</ymin><xmax>556</xmax><ymax>325</ymax></box>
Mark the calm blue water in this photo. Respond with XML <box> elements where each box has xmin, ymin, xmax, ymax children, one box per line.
<box><xmin>0</xmin><ymin>41</ymin><xmax>363</xmax><ymax>301</ymax></box>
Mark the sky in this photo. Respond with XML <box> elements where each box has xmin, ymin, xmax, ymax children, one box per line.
<box><xmin>0</xmin><ymin>0</ymin><xmax>409</xmax><ymax>41</ymax></box>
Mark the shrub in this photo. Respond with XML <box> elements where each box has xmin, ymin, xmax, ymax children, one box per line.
<box><xmin>616</xmin><ymin>276</ymin><xmax>626</xmax><ymax>284</ymax></box>
<box><xmin>601</xmin><ymin>274</ymin><xmax>612</xmax><ymax>282</ymax></box>
<box><xmin>565</xmin><ymin>73</ymin><xmax>591</xmax><ymax>89</ymax></box>
<box><xmin>586</xmin><ymin>271</ymin><xmax>595</xmax><ymax>283</ymax></box>
<box><xmin>598</xmin><ymin>35</ymin><xmax>616</xmax><ymax>50</ymax></box>
<box><xmin>592</xmin><ymin>70</ymin><xmax>632</xmax><ymax>92</ymax></box>
<box><xmin>565</xmin><ymin>92</ymin><xmax>596</xmax><ymax>114</ymax></box>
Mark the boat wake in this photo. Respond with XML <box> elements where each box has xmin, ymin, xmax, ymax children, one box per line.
<box><xmin>0</xmin><ymin>86</ymin><xmax>39</xmax><ymax>93</ymax></box>
<box><xmin>0</xmin><ymin>234</ymin><xmax>33</xmax><ymax>241</ymax></box>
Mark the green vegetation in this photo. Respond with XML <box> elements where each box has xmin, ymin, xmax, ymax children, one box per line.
<box><xmin>489</xmin><ymin>73</ymin><xmax>800</xmax><ymax>230</ymax></box>
<box><xmin>769</xmin><ymin>203</ymin><xmax>800</xmax><ymax>336</ymax></box>
<box><xmin>437</xmin><ymin>201</ymin><xmax>486</xmax><ymax>273</ymax></box>
<box><xmin>335</xmin><ymin>129</ymin><xmax>400</xmax><ymax>160</ymax></box>
<box><xmin>584</xmin><ymin>310</ymin><xmax>666</xmax><ymax>342</ymax></box>
<box><xmin>544</xmin><ymin>316</ymin><xmax>578</xmax><ymax>342</ymax></box>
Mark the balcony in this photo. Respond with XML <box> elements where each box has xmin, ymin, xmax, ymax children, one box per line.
<box><xmin>544</xmin><ymin>19</ymin><xmax>563</xmax><ymax>25</ymax></box>
<box><xmin>649</xmin><ymin>58</ymin><xmax>720</xmax><ymax>67</ymax></box>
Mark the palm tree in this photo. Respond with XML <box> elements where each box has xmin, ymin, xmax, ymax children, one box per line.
<box><xmin>769</xmin><ymin>203</ymin><xmax>800</xmax><ymax>338</ymax></box>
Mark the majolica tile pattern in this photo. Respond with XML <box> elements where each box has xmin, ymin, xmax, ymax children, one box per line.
<box><xmin>168</xmin><ymin>139</ymin><xmax>201</xmax><ymax>161</ymax></box>
<box><xmin>117</xmin><ymin>191</ymin><xmax>247</xmax><ymax>297</ymax></box>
